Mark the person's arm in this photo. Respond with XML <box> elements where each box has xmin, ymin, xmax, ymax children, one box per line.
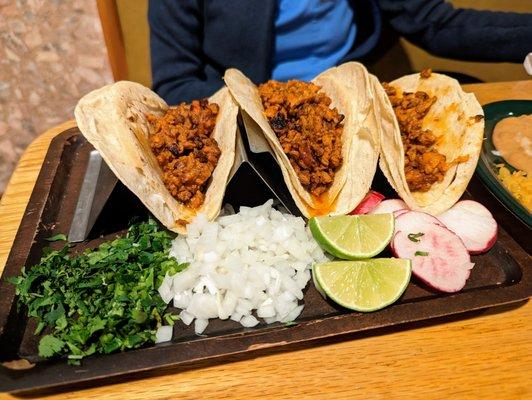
<box><xmin>148</xmin><ymin>0</ymin><xmax>224</xmax><ymax>104</ymax></box>
<box><xmin>377</xmin><ymin>0</ymin><xmax>532</xmax><ymax>62</ymax></box>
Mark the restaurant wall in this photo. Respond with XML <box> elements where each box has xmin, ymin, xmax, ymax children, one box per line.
<box><xmin>0</xmin><ymin>0</ymin><xmax>113</xmax><ymax>193</ymax></box>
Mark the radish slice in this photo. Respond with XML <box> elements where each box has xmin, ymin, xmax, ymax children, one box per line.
<box><xmin>437</xmin><ymin>200</ymin><xmax>498</xmax><ymax>254</ymax></box>
<box><xmin>393</xmin><ymin>211</ymin><xmax>445</xmax><ymax>233</ymax></box>
<box><xmin>349</xmin><ymin>190</ymin><xmax>385</xmax><ymax>215</ymax></box>
<box><xmin>370</xmin><ymin>199</ymin><xmax>408</xmax><ymax>215</ymax></box>
<box><xmin>391</xmin><ymin>211</ymin><xmax>441</xmax><ymax>254</ymax></box>
<box><xmin>392</xmin><ymin>211</ymin><xmax>474</xmax><ymax>293</ymax></box>
<box><xmin>393</xmin><ymin>209</ymin><xmax>409</xmax><ymax>218</ymax></box>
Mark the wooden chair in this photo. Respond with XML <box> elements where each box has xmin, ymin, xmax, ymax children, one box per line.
<box><xmin>96</xmin><ymin>0</ymin><xmax>151</xmax><ymax>85</ymax></box>
<box><xmin>96</xmin><ymin>0</ymin><xmax>128</xmax><ymax>81</ymax></box>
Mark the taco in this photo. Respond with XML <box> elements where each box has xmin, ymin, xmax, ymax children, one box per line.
<box><xmin>375</xmin><ymin>70</ymin><xmax>484</xmax><ymax>215</ymax></box>
<box><xmin>224</xmin><ymin>62</ymin><xmax>379</xmax><ymax>217</ymax></box>
<box><xmin>74</xmin><ymin>81</ymin><xmax>238</xmax><ymax>234</ymax></box>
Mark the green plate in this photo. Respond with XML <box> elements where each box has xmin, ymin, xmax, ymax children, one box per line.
<box><xmin>476</xmin><ymin>100</ymin><xmax>532</xmax><ymax>229</ymax></box>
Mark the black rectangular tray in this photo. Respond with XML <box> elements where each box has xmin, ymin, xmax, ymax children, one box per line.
<box><xmin>0</xmin><ymin>128</ymin><xmax>530</xmax><ymax>393</ymax></box>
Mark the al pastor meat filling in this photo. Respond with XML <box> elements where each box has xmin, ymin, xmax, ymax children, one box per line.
<box><xmin>383</xmin><ymin>79</ymin><xmax>449</xmax><ymax>192</ymax></box>
<box><xmin>147</xmin><ymin>99</ymin><xmax>221</xmax><ymax>209</ymax></box>
<box><xmin>259</xmin><ymin>80</ymin><xmax>344</xmax><ymax>197</ymax></box>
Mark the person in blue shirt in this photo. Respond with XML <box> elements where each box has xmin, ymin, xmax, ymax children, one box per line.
<box><xmin>271</xmin><ymin>0</ymin><xmax>357</xmax><ymax>82</ymax></box>
<box><xmin>148</xmin><ymin>0</ymin><xmax>532</xmax><ymax>104</ymax></box>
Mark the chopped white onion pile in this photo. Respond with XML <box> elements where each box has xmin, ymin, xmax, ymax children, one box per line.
<box><xmin>157</xmin><ymin>200</ymin><xmax>327</xmax><ymax>338</ymax></box>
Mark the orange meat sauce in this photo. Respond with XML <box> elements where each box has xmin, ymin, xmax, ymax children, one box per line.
<box><xmin>146</xmin><ymin>99</ymin><xmax>221</xmax><ymax>209</ymax></box>
<box><xmin>305</xmin><ymin>192</ymin><xmax>340</xmax><ymax>217</ymax></box>
<box><xmin>383</xmin><ymin>70</ymin><xmax>456</xmax><ymax>193</ymax></box>
<box><xmin>258</xmin><ymin>79</ymin><xmax>345</xmax><ymax>198</ymax></box>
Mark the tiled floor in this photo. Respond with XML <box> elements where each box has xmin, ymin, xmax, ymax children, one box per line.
<box><xmin>0</xmin><ymin>0</ymin><xmax>113</xmax><ymax>193</ymax></box>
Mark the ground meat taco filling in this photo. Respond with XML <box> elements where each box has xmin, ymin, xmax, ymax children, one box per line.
<box><xmin>259</xmin><ymin>80</ymin><xmax>344</xmax><ymax>198</ymax></box>
<box><xmin>147</xmin><ymin>99</ymin><xmax>221</xmax><ymax>209</ymax></box>
<box><xmin>383</xmin><ymin>76</ymin><xmax>449</xmax><ymax>193</ymax></box>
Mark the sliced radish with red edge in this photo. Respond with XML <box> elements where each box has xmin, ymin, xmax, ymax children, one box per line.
<box><xmin>349</xmin><ymin>190</ymin><xmax>385</xmax><ymax>215</ymax></box>
<box><xmin>392</xmin><ymin>211</ymin><xmax>474</xmax><ymax>293</ymax></box>
<box><xmin>437</xmin><ymin>200</ymin><xmax>497</xmax><ymax>254</ymax></box>
<box><xmin>393</xmin><ymin>209</ymin><xmax>409</xmax><ymax>218</ymax></box>
<box><xmin>370</xmin><ymin>199</ymin><xmax>408</xmax><ymax>215</ymax></box>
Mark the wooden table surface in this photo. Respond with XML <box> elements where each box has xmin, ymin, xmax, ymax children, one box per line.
<box><xmin>0</xmin><ymin>81</ymin><xmax>531</xmax><ymax>399</ymax></box>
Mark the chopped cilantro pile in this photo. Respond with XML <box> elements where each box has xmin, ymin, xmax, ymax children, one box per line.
<box><xmin>10</xmin><ymin>219</ymin><xmax>186</xmax><ymax>364</ymax></box>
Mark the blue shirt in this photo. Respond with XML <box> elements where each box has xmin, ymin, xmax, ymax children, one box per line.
<box><xmin>271</xmin><ymin>0</ymin><xmax>357</xmax><ymax>82</ymax></box>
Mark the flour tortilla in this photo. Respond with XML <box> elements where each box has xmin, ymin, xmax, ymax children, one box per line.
<box><xmin>377</xmin><ymin>72</ymin><xmax>484</xmax><ymax>215</ymax></box>
<box><xmin>74</xmin><ymin>81</ymin><xmax>238</xmax><ymax>234</ymax></box>
<box><xmin>224</xmin><ymin>62</ymin><xmax>379</xmax><ymax>217</ymax></box>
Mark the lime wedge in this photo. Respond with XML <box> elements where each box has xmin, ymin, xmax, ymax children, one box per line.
<box><xmin>313</xmin><ymin>258</ymin><xmax>411</xmax><ymax>312</ymax></box>
<box><xmin>312</xmin><ymin>266</ymin><xmax>326</xmax><ymax>298</ymax></box>
<box><xmin>309</xmin><ymin>214</ymin><xmax>394</xmax><ymax>259</ymax></box>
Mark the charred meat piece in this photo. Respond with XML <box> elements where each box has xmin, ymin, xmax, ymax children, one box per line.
<box><xmin>420</xmin><ymin>68</ymin><xmax>432</xmax><ymax>79</ymax></box>
<box><xmin>146</xmin><ymin>100</ymin><xmax>221</xmax><ymax>209</ymax></box>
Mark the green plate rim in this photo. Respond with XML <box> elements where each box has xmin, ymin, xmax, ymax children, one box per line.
<box><xmin>475</xmin><ymin>100</ymin><xmax>532</xmax><ymax>228</ymax></box>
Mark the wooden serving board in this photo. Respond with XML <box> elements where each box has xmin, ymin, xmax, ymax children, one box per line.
<box><xmin>0</xmin><ymin>129</ymin><xmax>530</xmax><ymax>393</ymax></box>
